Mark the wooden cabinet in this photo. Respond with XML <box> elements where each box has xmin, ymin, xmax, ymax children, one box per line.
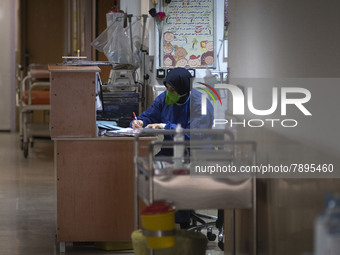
<box><xmin>49</xmin><ymin>65</ymin><xmax>99</xmax><ymax>138</ymax></box>
<box><xmin>49</xmin><ymin>65</ymin><xmax>149</xmax><ymax>247</ymax></box>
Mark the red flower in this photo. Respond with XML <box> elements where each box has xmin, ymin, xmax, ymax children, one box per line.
<box><xmin>157</xmin><ymin>12</ymin><xmax>166</xmax><ymax>21</ymax></box>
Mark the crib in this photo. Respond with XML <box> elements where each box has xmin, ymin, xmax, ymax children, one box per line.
<box><xmin>134</xmin><ymin>128</ymin><xmax>257</xmax><ymax>254</ymax></box>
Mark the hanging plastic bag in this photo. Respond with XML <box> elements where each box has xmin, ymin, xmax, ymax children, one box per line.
<box><xmin>103</xmin><ymin>23</ymin><xmax>140</xmax><ymax>68</ymax></box>
<box><xmin>91</xmin><ymin>20</ymin><xmax>120</xmax><ymax>53</ymax></box>
<box><xmin>91</xmin><ymin>16</ymin><xmax>141</xmax><ymax>69</ymax></box>
<box><xmin>106</xmin><ymin>11</ymin><xmax>124</xmax><ymax>28</ymax></box>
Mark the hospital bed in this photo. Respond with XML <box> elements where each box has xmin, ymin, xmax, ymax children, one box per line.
<box><xmin>17</xmin><ymin>64</ymin><xmax>51</xmax><ymax>158</ymax></box>
<box><xmin>134</xmin><ymin>129</ymin><xmax>257</xmax><ymax>254</ymax></box>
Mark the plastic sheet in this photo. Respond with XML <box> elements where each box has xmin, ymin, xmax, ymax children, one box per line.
<box><xmin>91</xmin><ymin>18</ymin><xmax>144</xmax><ymax>69</ymax></box>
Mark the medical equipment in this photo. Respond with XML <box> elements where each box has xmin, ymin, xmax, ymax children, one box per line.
<box><xmin>134</xmin><ymin>129</ymin><xmax>257</xmax><ymax>254</ymax></box>
<box><xmin>106</xmin><ymin>69</ymin><xmax>136</xmax><ymax>90</ymax></box>
<box><xmin>98</xmin><ymin>69</ymin><xmax>141</xmax><ymax>127</ymax></box>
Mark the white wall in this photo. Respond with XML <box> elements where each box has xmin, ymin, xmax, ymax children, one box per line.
<box><xmin>0</xmin><ymin>0</ymin><xmax>16</xmax><ymax>131</ymax></box>
<box><xmin>229</xmin><ymin>0</ymin><xmax>339</xmax><ymax>77</ymax></box>
<box><xmin>120</xmin><ymin>0</ymin><xmax>141</xmax><ymax>18</ymax></box>
<box><xmin>228</xmin><ymin>0</ymin><xmax>340</xmax><ymax>159</ymax></box>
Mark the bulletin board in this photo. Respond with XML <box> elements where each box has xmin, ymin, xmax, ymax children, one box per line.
<box><xmin>161</xmin><ymin>0</ymin><xmax>215</xmax><ymax>68</ymax></box>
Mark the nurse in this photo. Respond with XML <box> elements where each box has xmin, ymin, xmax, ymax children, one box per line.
<box><xmin>131</xmin><ymin>67</ymin><xmax>214</xmax><ymax>145</ymax></box>
<box><xmin>130</xmin><ymin>67</ymin><xmax>214</xmax><ymax>228</ymax></box>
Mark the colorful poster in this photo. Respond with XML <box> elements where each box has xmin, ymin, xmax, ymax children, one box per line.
<box><xmin>161</xmin><ymin>0</ymin><xmax>214</xmax><ymax>68</ymax></box>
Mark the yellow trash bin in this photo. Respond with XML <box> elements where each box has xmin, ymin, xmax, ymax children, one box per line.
<box><xmin>140</xmin><ymin>201</ymin><xmax>175</xmax><ymax>249</ymax></box>
<box><xmin>131</xmin><ymin>229</ymin><xmax>208</xmax><ymax>255</ymax></box>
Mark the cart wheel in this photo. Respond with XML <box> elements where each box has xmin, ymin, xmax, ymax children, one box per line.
<box><xmin>20</xmin><ymin>135</ymin><xmax>24</xmax><ymax>150</ymax></box>
<box><xmin>207</xmin><ymin>229</ymin><xmax>216</xmax><ymax>241</ymax></box>
<box><xmin>218</xmin><ymin>240</ymin><xmax>224</xmax><ymax>251</ymax></box>
<box><xmin>23</xmin><ymin>142</ymin><xmax>28</xmax><ymax>158</ymax></box>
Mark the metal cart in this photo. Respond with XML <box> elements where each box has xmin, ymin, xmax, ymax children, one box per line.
<box><xmin>17</xmin><ymin>64</ymin><xmax>51</xmax><ymax>158</ymax></box>
<box><xmin>134</xmin><ymin>129</ymin><xmax>257</xmax><ymax>255</ymax></box>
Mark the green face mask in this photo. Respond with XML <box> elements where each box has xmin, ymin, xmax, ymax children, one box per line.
<box><xmin>165</xmin><ymin>90</ymin><xmax>180</xmax><ymax>105</ymax></box>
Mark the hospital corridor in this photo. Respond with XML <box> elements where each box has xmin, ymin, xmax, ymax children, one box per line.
<box><xmin>0</xmin><ymin>133</ymin><xmax>56</xmax><ymax>255</ymax></box>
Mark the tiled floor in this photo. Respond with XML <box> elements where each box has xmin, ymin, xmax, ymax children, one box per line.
<box><xmin>0</xmin><ymin>132</ymin><xmax>223</xmax><ymax>255</ymax></box>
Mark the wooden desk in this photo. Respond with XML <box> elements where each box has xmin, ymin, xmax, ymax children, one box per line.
<box><xmin>55</xmin><ymin>137</ymin><xmax>150</xmax><ymax>243</ymax></box>
<box><xmin>49</xmin><ymin>65</ymin><xmax>150</xmax><ymax>251</ymax></box>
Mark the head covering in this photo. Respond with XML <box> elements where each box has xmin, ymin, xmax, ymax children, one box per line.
<box><xmin>163</xmin><ymin>68</ymin><xmax>191</xmax><ymax>96</ymax></box>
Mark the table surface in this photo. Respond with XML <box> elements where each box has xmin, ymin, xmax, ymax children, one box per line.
<box><xmin>48</xmin><ymin>64</ymin><xmax>101</xmax><ymax>72</ymax></box>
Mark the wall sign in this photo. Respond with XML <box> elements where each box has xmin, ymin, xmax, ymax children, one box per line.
<box><xmin>161</xmin><ymin>0</ymin><xmax>215</xmax><ymax>68</ymax></box>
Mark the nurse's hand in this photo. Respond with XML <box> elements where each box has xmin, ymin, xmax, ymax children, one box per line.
<box><xmin>145</xmin><ymin>123</ymin><xmax>166</xmax><ymax>129</ymax></box>
<box><xmin>132</xmin><ymin>120</ymin><xmax>143</xmax><ymax>129</ymax></box>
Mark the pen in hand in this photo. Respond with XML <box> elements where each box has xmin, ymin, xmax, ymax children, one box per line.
<box><xmin>133</xmin><ymin>112</ymin><xmax>142</xmax><ymax>129</ymax></box>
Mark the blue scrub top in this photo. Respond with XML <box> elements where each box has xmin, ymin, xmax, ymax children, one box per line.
<box><xmin>131</xmin><ymin>89</ymin><xmax>214</xmax><ymax>141</ymax></box>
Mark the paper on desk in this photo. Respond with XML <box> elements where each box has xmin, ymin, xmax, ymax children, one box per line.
<box><xmin>105</xmin><ymin>127</ymin><xmax>140</xmax><ymax>136</ymax></box>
